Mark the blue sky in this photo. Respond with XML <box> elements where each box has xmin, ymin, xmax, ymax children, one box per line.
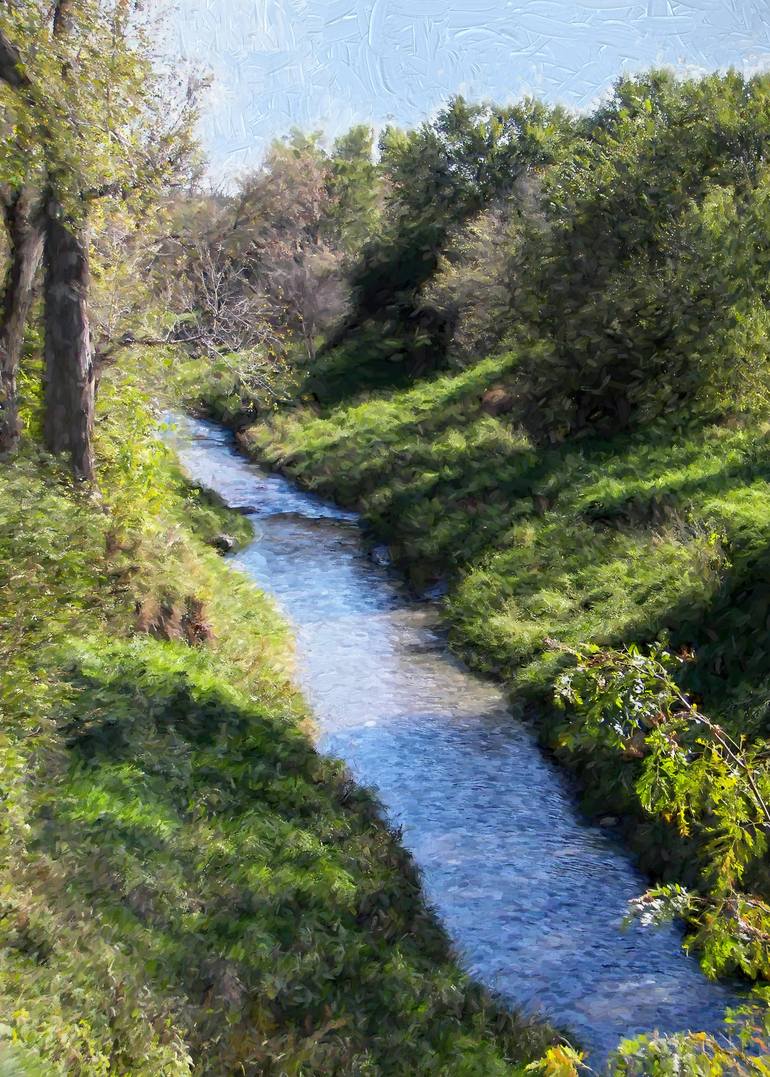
<box><xmin>170</xmin><ymin>0</ymin><xmax>770</xmax><ymax>182</ymax></box>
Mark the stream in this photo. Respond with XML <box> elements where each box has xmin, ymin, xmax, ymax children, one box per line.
<box><xmin>170</xmin><ymin>413</ymin><xmax>747</xmax><ymax>1064</ymax></box>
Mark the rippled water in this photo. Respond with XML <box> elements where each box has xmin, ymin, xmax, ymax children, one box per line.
<box><xmin>170</xmin><ymin>413</ymin><xmax>746</xmax><ymax>1064</ymax></box>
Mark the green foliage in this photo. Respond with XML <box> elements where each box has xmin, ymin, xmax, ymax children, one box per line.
<box><xmin>327</xmin><ymin>125</ymin><xmax>381</xmax><ymax>256</ymax></box>
<box><xmin>0</xmin><ymin>359</ymin><xmax>555</xmax><ymax>1073</ymax></box>
<box><xmin>227</xmin><ymin>344</ymin><xmax>770</xmax><ymax>985</ymax></box>
<box><xmin>612</xmin><ymin>996</ymin><xmax>770</xmax><ymax>1075</ymax></box>
<box><xmin>512</xmin><ymin>70</ymin><xmax>770</xmax><ymax>440</ymax></box>
<box><xmin>554</xmin><ymin>643</ymin><xmax>770</xmax><ymax>978</ymax></box>
<box><xmin>318</xmin><ymin>97</ymin><xmax>576</xmax><ymax>400</ymax></box>
<box><xmin>425</xmin><ymin>199</ymin><xmax>527</xmax><ymax>364</ymax></box>
<box><xmin>0</xmin><ymin>1</ymin><xmax>200</xmax><ymax>224</ymax></box>
<box><xmin>294</xmin><ymin>71</ymin><xmax>770</xmax><ymax>435</ymax></box>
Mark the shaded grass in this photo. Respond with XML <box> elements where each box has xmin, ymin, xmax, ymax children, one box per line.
<box><xmin>235</xmin><ymin>352</ymin><xmax>770</xmax><ymax>951</ymax></box>
<box><xmin>0</xmin><ymin>364</ymin><xmax>555</xmax><ymax>1073</ymax></box>
<box><xmin>241</xmin><ymin>356</ymin><xmax>770</xmax><ymax>721</ymax></box>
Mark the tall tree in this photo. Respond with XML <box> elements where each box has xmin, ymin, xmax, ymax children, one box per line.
<box><xmin>0</xmin><ymin>23</ymin><xmax>43</xmax><ymax>454</ymax></box>
<box><xmin>317</xmin><ymin>97</ymin><xmax>575</xmax><ymax>398</ymax></box>
<box><xmin>42</xmin><ymin>0</ymin><xmax>95</xmax><ymax>480</ymax></box>
<box><xmin>0</xmin><ymin>185</ymin><xmax>43</xmax><ymax>454</ymax></box>
<box><xmin>42</xmin><ymin>198</ymin><xmax>95</xmax><ymax>479</ymax></box>
<box><xmin>184</xmin><ymin>134</ymin><xmax>349</xmax><ymax>366</ymax></box>
<box><xmin>326</xmin><ymin>125</ymin><xmax>381</xmax><ymax>257</ymax></box>
<box><xmin>513</xmin><ymin>70</ymin><xmax>770</xmax><ymax>440</ymax></box>
<box><xmin>0</xmin><ymin>0</ymin><xmax>199</xmax><ymax>478</ymax></box>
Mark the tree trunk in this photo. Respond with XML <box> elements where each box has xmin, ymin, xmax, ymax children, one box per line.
<box><xmin>52</xmin><ymin>0</ymin><xmax>76</xmax><ymax>36</ymax></box>
<box><xmin>43</xmin><ymin>196</ymin><xmax>95</xmax><ymax>481</ymax></box>
<box><xmin>41</xmin><ymin>0</ymin><xmax>95</xmax><ymax>482</ymax></box>
<box><xmin>0</xmin><ymin>187</ymin><xmax>43</xmax><ymax>453</ymax></box>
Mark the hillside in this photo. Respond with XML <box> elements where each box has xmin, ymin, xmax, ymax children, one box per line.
<box><xmin>0</xmin><ymin>363</ymin><xmax>555</xmax><ymax>1074</ymax></box>
<box><xmin>187</xmin><ymin>69</ymin><xmax>770</xmax><ymax>999</ymax></box>
<box><xmin>226</xmin><ymin>339</ymin><xmax>770</xmax><ymax>986</ymax></box>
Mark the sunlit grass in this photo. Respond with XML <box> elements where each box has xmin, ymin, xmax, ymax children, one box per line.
<box><xmin>0</xmin><ymin>360</ymin><xmax>554</xmax><ymax>1073</ymax></box>
<box><xmin>235</xmin><ymin>349</ymin><xmax>770</xmax><ymax>981</ymax></box>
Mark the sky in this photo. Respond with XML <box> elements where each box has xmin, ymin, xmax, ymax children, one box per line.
<box><xmin>169</xmin><ymin>0</ymin><xmax>770</xmax><ymax>183</ymax></box>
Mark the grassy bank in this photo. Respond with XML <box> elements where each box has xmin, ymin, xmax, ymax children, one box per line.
<box><xmin>0</xmin><ymin>361</ymin><xmax>556</xmax><ymax>1074</ymax></box>
<box><xmin>216</xmin><ymin>349</ymin><xmax>770</xmax><ymax>979</ymax></box>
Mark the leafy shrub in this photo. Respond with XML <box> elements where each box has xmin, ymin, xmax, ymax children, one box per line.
<box><xmin>555</xmin><ymin>642</ymin><xmax>770</xmax><ymax>979</ymax></box>
<box><xmin>513</xmin><ymin>71</ymin><xmax>770</xmax><ymax>440</ymax></box>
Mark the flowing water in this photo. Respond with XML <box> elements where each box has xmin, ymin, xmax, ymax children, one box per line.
<box><xmin>170</xmin><ymin>413</ymin><xmax>747</xmax><ymax>1064</ymax></box>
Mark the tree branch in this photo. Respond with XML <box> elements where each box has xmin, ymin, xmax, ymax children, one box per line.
<box><xmin>95</xmin><ymin>331</ymin><xmax>205</xmax><ymax>365</ymax></box>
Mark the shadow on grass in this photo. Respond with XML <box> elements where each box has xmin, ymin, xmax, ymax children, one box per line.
<box><xmin>37</xmin><ymin>640</ymin><xmax>557</xmax><ymax>1074</ymax></box>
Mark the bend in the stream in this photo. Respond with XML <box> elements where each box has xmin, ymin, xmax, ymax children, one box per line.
<box><xmin>168</xmin><ymin>413</ymin><xmax>748</xmax><ymax>1066</ymax></box>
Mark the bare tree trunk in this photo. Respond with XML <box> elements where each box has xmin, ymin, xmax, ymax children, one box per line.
<box><xmin>43</xmin><ymin>196</ymin><xmax>95</xmax><ymax>482</ymax></box>
<box><xmin>0</xmin><ymin>187</ymin><xmax>43</xmax><ymax>453</ymax></box>
<box><xmin>37</xmin><ymin>0</ymin><xmax>95</xmax><ymax>481</ymax></box>
<box><xmin>0</xmin><ymin>6</ymin><xmax>96</xmax><ymax>479</ymax></box>
<box><xmin>52</xmin><ymin>0</ymin><xmax>75</xmax><ymax>36</ymax></box>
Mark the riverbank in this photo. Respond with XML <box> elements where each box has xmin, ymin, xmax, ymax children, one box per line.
<box><xmin>200</xmin><ymin>348</ymin><xmax>770</xmax><ymax>984</ymax></box>
<box><xmin>0</xmin><ymin>362</ymin><xmax>556</xmax><ymax>1074</ymax></box>
<box><xmin>172</xmin><ymin>413</ymin><xmax>749</xmax><ymax>1064</ymax></box>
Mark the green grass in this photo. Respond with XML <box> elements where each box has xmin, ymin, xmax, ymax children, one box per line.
<box><xmin>233</xmin><ymin>350</ymin><xmax>770</xmax><ymax>968</ymax></box>
<box><xmin>0</xmin><ymin>362</ymin><xmax>555</xmax><ymax>1074</ymax></box>
<box><xmin>240</xmin><ymin>353</ymin><xmax>770</xmax><ymax>720</ymax></box>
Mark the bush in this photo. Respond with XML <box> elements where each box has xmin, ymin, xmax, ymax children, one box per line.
<box><xmin>512</xmin><ymin>71</ymin><xmax>770</xmax><ymax>441</ymax></box>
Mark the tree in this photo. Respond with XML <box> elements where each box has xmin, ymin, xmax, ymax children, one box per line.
<box><xmin>0</xmin><ymin>0</ymin><xmax>94</xmax><ymax>474</ymax></box>
<box><xmin>0</xmin><ymin>0</ymin><xmax>199</xmax><ymax>478</ymax></box>
<box><xmin>0</xmin><ymin>15</ymin><xmax>44</xmax><ymax>454</ymax></box>
<box><xmin>555</xmin><ymin>641</ymin><xmax>770</xmax><ymax>979</ymax></box>
<box><xmin>424</xmin><ymin>176</ymin><xmax>542</xmax><ymax>364</ymax></box>
<box><xmin>174</xmin><ymin>134</ymin><xmax>350</xmax><ymax>370</ymax></box>
<box><xmin>326</xmin><ymin>125</ymin><xmax>381</xmax><ymax>257</ymax></box>
<box><xmin>512</xmin><ymin>70</ymin><xmax>770</xmax><ymax>441</ymax></box>
<box><xmin>320</xmin><ymin>97</ymin><xmax>576</xmax><ymax>397</ymax></box>
<box><xmin>0</xmin><ymin>186</ymin><xmax>43</xmax><ymax>453</ymax></box>
<box><xmin>43</xmin><ymin>0</ymin><xmax>94</xmax><ymax>478</ymax></box>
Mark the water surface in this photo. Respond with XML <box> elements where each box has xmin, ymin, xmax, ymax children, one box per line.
<box><xmin>170</xmin><ymin>414</ymin><xmax>745</xmax><ymax>1063</ymax></box>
